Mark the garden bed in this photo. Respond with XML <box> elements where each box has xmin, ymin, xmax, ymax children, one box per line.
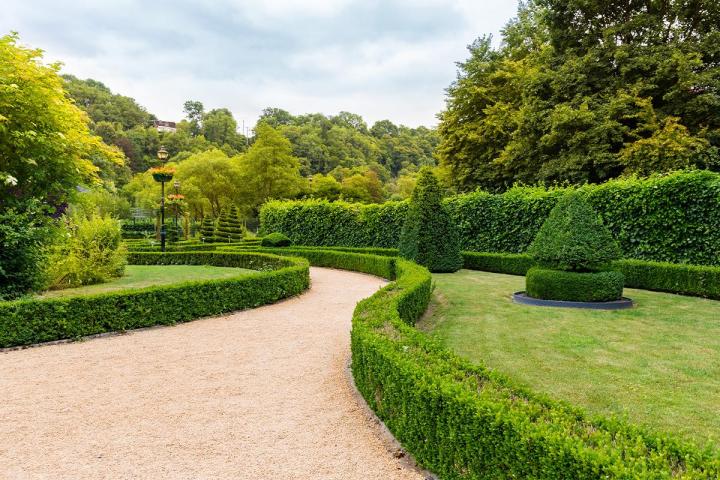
<box><xmin>0</xmin><ymin>251</ymin><xmax>309</xmax><ymax>348</ymax></box>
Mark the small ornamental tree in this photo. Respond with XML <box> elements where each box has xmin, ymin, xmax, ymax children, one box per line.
<box><xmin>199</xmin><ymin>216</ymin><xmax>217</xmax><ymax>243</ymax></box>
<box><xmin>216</xmin><ymin>205</ymin><xmax>245</xmax><ymax>242</ymax></box>
<box><xmin>399</xmin><ymin>168</ymin><xmax>463</xmax><ymax>273</ymax></box>
<box><xmin>526</xmin><ymin>192</ymin><xmax>624</xmax><ymax>302</ymax></box>
<box><xmin>528</xmin><ymin>192</ymin><xmax>621</xmax><ymax>272</ymax></box>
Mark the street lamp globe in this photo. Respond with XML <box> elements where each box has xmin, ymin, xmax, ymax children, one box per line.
<box><xmin>157</xmin><ymin>146</ymin><xmax>169</xmax><ymax>162</ymax></box>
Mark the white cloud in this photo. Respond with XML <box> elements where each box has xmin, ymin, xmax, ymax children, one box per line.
<box><xmin>2</xmin><ymin>0</ymin><xmax>519</xmax><ymax>128</ymax></box>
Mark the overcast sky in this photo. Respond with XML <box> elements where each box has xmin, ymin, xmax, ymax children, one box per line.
<box><xmin>3</xmin><ymin>0</ymin><xmax>518</xmax><ymax>129</ymax></box>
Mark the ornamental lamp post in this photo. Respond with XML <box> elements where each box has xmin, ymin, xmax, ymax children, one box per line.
<box><xmin>155</xmin><ymin>146</ymin><xmax>170</xmax><ymax>252</ymax></box>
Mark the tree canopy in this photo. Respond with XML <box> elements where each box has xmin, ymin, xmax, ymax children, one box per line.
<box><xmin>438</xmin><ymin>0</ymin><xmax>720</xmax><ymax>192</ymax></box>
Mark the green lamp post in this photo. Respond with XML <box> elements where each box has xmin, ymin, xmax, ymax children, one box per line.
<box><xmin>150</xmin><ymin>146</ymin><xmax>172</xmax><ymax>252</ymax></box>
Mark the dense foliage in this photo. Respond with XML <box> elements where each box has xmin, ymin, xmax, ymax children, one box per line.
<box><xmin>46</xmin><ymin>214</ymin><xmax>127</xmax><ymax>290</ymax></box>
<box><xmin>398</xmin><ymin>168</ymin><xmax>462</xmax><ymax>272</ymax></box>
<box><xmin>0</xmin><ymin>251</ymin><xmax>309</xmax><ymax>348</ymax></box>
<box><xmin>0</xmin><ymin>34</ymin><xmax>123</xmax><ymax>299</ymax></box>
<box><xmin>528</xmin><ymin>192</ymin><xmax>620</xmax><ymax>271</ymax></box>
<box><xmin>0</xmin><ymin>34</ymin><xmax>122</xmax><ymax>208</ymax></box>
<box><xmin>526</xmin><ymin>267</ymin><xmax>624</xmax><ymax>301</ymax></box>
<box><xmin>438</xmin><ymin>1</ymin><xmax>720</xmax><ymax>192</ymax></box>
<box><xmin>261</xmin><ymin>170</ymin><xmax>720</xmax><ymax>265</ymax></box>
<box><xmin>0</xmin><ymin>204</ymin><xmax>54</xmax><ymax>300</ymax></box>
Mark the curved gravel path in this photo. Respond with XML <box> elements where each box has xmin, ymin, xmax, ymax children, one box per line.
<box><xmin>0</xmin><ymin>268</ymin><xmax>426</xmax><ymax>480</ymax></box>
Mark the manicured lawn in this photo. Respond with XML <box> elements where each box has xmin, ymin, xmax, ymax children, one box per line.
<box><xmin>419</xmin><ymin>269</ymin><xmax>720</xmax><ymax>448</ymax></box>
<box><xmin>40</xmin><ymin>265</ymin><xmax>254</xmax><ymax>298</ymax></box>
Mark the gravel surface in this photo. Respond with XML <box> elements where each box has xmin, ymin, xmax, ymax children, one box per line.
<box><xmin>0</xmin><ymin>267</ymin><xmax>426</xmax><ymax>480</ymax></box>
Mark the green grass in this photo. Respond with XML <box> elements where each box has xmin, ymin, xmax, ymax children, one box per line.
<box><xmin>419</xmin><ymin>269</ymin><xmax>720</xmax><ymax>448</ymax></box>
<box><xmin>40</xmin><ymin>265</ymin><xmax>254</xmax><ymax>298</ymax></box>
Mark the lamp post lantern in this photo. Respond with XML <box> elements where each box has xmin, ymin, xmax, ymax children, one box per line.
<box><xmin>156</xmin><ymin>146</ymin><xmax>169</xmax><ymax>252</ymax></box>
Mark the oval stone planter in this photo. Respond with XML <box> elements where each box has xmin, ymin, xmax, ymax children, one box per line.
<box><xmin>512</xmin><ymin>291</ymin><xmax>633</xmax><ymax>310</ymax></box>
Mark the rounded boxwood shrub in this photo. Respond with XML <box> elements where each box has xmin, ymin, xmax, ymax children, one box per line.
<box><xmin>261</xmin><ymin>232</ymin><xmax>292</xmax><ymax>247</ymax></box>
<box><xmin>528</xmin><ymin>192</ymin><xmax>621</xmax><ymax>272</ymax></box>
<box><xmin>399</xmin><ymin>168</ymin><xmax>463</xmax><ymax>273</ymax></box>
<box><xmin>526</xmin><ymin>267</ymin><xmax>624</xmax><ymax>302</ymax></box>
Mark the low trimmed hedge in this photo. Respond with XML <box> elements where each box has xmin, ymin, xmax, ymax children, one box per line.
<box><xmin>0</xmin><ymin>251</ymin><xmax>309</xmax><ymax>348</ymax></box>
<box><xmin>461</xmin><ymin>251</ymin><xmax>720</xmax><ymax>300</ymax></box>
<box><xmin>526</xmin><ymin>267</ymin><xmax>625</xmax><ymax>302</ymax></box>
<box><xmin>247</xmin><ymin>247</ymin><xmax>720</xmax><ymax>477</ymax></box>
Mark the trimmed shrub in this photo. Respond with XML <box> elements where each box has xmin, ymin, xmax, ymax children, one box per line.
<box><xmin>199</xmin><ymin>216</ymin><xmax>218</xmax><ymax>243</ymax></box>
<box><xmin>216</xmin><ymin>205</ymin><xmax>245</xmax><ymax>242</ymax></box>
<box><xmin>0</xmin><ymin>251</ymin><xmax>309</xmax><ymax>348</ymax></box>
<box><xmin>261</xmin><ymin>232</ymin><xmax>292</xmax><ymax>247</ymax></box>
<box><xmin>614</xmin><ymin>259</ymin><xmax>720</xmax><ymax>299</ymax></box>
<box><xmin>120</xmin><ymin>222</ymin><xmax>155</xmax><ymax>239</ymax></box>
<box><xmin>462</xmin><ymin>251</ymin><xmax>535</xmax><ymax>276</ymax></box>
<box><xmin>528</xmin><ymin>192</ymin><xmax>621</xmax><ymax>272</ymax></box>
<box><xmin>526</xmin><ymin>267</ymin><xmax>624</xmax><ymax>302</ymax></box>
<box><xmin>260</xmin><ymin>170</ymin><xmax>720</xmax><ymax>265</ymax></box>
<box><xmin>398</xmin><ymin>168</ymin><xmax>462</xmax><ymax>273</ymax></box>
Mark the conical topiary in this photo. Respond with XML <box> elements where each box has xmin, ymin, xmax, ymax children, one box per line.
<box><xmin>216</xmin><ymin>205</ymin><xmax>246</xmax><ymax>242</ymax></box>
<box><xmin>398</xmin><ymin>168</ymin><xmax>463</xmax><ymax>273</ymax></box>
<box><xmin>528</xmin><ymin>191</ymin><xmax>621</xmax><ymax>272</ymax></box>
<box><xmin>199</xmin><ymin>216</ymin><xmax>217</xmax><ymax>243</ymax></box>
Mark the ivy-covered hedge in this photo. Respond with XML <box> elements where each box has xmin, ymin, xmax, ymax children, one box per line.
<box><xmin>250</xmin><ymin>247</ymin><xmax>720</xmax><ymax>478</ymax></box>
<box><xmin>0</xmin><ymin>251</ymin><xmax>309</xmax><ymax>348</ymax></box>
<box><xmin>261</xmin><ymin>170</ymin><xmax>720</xmax><ymax>265</ymax></box>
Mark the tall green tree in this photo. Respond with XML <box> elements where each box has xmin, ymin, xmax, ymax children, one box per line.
<box><xmin>438</xmin><ymin>1</ymin><xmax>720</xmax><ymax>192</ymax></box>
<box><xmin>239</xmin><ymin>123</ymin><xmax>306</xmax><ymax>209</ymax></box>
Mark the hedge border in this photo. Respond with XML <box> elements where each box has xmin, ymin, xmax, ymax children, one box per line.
<box><xmin>233</xmin><ymin>246</ymin><xmax>720</xmax><ymax>478</ymax></box>
<box><xmin>0</xmin><ymin>251</ymin><xmax>309</xmax><ymax>348</ymax></box>
<box><xmin>462</xmin><ymin>251</ymin><xmax>720</xmax><ymax>300</ymax></box>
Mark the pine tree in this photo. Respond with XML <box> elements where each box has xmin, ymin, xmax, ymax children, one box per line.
<box><xmin>399</xmin><ymin>168</ymin><xmax>463</xmax><ymax>273</ymax></box>
<box><xmin>528</xmin><ymin>192</ymin><xmax>621</xmax><ymax>272</ymax></box>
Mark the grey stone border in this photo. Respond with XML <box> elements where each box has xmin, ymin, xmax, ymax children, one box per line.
<box><xmin>512</xmin><ymin>292</ymin><xmax>634</xmax><ymax>310</ymax></box>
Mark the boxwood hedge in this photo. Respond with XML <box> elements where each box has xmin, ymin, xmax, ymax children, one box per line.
<box><xmin>260</xmin><ymin>170</ymin><xmax>720</xmax><ymax>265</ymax></box>
<box><xmin>0</xmin><ymin>251</ymin><xmax>309</xmax><ymax>348</ymax></box>
<box><xmin>247</xmin><ymin>247</ymin><xmax>720</xmax><ymax>478</ymax></box>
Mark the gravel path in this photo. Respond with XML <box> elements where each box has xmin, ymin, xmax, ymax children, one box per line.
<box><xmin>0</xmin><ymin>268</ymin><xmax>426</xmax><ymax>480</ymax></box>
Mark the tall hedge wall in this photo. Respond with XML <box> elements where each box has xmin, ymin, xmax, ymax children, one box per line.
<box><xmin>260</xmin><ymin>171</ymin><xmax>720</xmax><ymax>265</ymax></box>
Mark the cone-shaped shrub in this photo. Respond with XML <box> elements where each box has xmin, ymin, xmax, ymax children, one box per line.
<box><xmin>528</xmin><ymin>192</ymin><xmax>621</xmax><ymax>272</ymax></box>
<box><xmin>199</xmin><ymin>216</ymin><xmax>217</xmax><ymax>243</ymax></box>
<box><xmin>399</xmin><ymin>168</ymin><xmax>463</xmax><ymax>273</ymax></box>
<box><xmin>216</xmin><ymin>205</ymin><xmax>246</xmax><ymax>242</ymax></box>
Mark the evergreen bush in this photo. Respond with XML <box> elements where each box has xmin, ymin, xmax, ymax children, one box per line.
<box><xmin>216</xmin><ymin>206</ymin><xmax>245</xmax><ymax>242</ymax></box>
<box><xmin>398</xmin><ymin>168</ymin><xmax>462</xmax><ymax>273</ymax></box>
<box><xmin>261</xmin><ymin>232</ymin><xmax>292</xmax><ymax>247</ymax></box>
<box><xmin>199</xmin><ymin>215</ymin><xmax>217</xmax><ymax>243</ymax></box>
<box><xmin>528</xmin><ymin>192</ymin><xmax>621</xmax><ymax>272</ymax></box>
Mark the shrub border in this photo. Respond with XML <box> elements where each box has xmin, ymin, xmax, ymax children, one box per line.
<box><xmin>0</xmin><ymin>251</ymin><xmax>309</xmax><ymax>348</ymax></box>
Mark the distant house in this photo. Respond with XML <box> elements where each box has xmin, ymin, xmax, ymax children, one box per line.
<box><xmin>154</xmin><ymin>120</ymin><xmax>177</xmax><ymax>133</ymax></box>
